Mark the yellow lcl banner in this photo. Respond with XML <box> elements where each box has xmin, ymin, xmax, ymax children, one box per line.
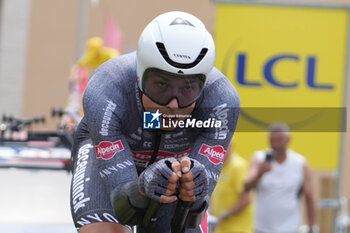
<box><xmin>215</xmin><ymin>4</ymin><xmax>348</xmax><ymax>169</ymax></box>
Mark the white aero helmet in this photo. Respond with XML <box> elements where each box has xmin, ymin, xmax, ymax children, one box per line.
<box><xmin>136</xmin><ymin>11</ymin><xmax>216</xmax><ymax>91</ymax></box>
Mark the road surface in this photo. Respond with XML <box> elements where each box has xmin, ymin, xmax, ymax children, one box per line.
<box><xmin>0</xmin><ymin>168</ymin><xmax>76</xmax><ymax>233</ymax></box>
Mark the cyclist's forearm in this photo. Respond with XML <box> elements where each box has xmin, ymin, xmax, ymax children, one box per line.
<box><xmin>111</xmin><ymin>180</ymin><xmax>149</xmax><ymax>225</ymax></box>
<box><xmin>111</xmin><ymin>180</ymin><xmax>149</xmax><ymax>208</ymax></box>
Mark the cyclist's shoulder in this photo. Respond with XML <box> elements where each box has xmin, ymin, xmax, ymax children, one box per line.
<box><xmin>84</xmin><ymin>52</ymin><xmax>138</xmax><ymax>96</ymax></box>
<box><xmin>198</xmin><ymin>67</ymin><xmax>240</xmax><ymax>109</ymax></box>
<box><xmin>101</xmin><ymin>51</ymin><xmax>136</xmax><ymax>70</ymax></box>
<box><xmin>89</xmin><ymin>52</ymin><xmax>137</xmax><ymax>84</ymax></box>
<box><xmin>205</xmin><ymin>67</ymin><xmax>232</xmax><ymax>85</ymax></box>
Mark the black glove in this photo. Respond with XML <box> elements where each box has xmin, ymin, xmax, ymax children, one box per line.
<box><xmin>138</xmin><ymin>158</ymin><xmax>177</xmax><ymax>202</ymax></box>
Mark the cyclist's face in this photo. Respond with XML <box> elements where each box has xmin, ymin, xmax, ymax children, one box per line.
<box><xmin>142</xmin><ymin>69</ymin><xmax>204</xmax><ymax>108</ymax></box>
<box><xmin>142</xmin><ymin>94</ymin><xmax>196</xmax><ymax>131</ymax></box>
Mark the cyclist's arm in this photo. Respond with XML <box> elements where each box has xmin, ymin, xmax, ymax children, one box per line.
<box><xmin>82</xmin><ymin>68</ymin><xmax>139</xmax><ymax>196</ymax></box>
<box><xmin>188</xmin><ymin>73</ymin><xmax>240</xmax><ymax>209</ymax></box>
<box><xmin>188</xmin><ymin>128</ymin><xmax>235</xmax><ymax>208</ymax></box>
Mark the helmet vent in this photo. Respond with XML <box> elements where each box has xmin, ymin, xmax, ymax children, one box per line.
<box><xmin>156</xmin><ymin>42</ymin><xmax>208</xmax><ymax>69</ymax></box>
<box><xmin>170</xmin><ymin>17</ymin><xmax>194</xmax><ymax>27</ymax></box>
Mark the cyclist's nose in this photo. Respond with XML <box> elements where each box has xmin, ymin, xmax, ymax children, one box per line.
<box><xmin>166</xmin><ymin>97</ymin><xmax>179</xmax><ymax>109</ymax></box>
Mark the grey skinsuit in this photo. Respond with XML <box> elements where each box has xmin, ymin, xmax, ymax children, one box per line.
<box><xmin>70</xmin><ymin>52</ymin><xmax>240</xmax><ymax>232</ymax></box>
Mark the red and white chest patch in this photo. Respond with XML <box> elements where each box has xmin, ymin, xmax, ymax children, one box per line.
<box><xmin>199</xmin><ymin>144</ymin><xmax>226</xmax><ymax>165</ymax></box>
<box><xmin>95</xmin><ymin>140</ymin><xmax>124</xmax><ymax>160</ymax></box>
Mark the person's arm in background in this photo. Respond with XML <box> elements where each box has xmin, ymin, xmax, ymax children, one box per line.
<box><xmin>216</xmin><ymin>190</ymin><xmax>251</xmax><ymax>225</ymax></box>
<box><xmin>302</xmin><ymin>162</ymin><xmax>317</xmax><ymax>233</ymax></box>
<box><xmin>216</xmin><ymin>155</ymin><xmax>252</xmax><ymax>225</ymax></box>
<box><xmin>244</xmin><ymin>155</ymin><xmax>271</xmax><ymax>191</ymax></box>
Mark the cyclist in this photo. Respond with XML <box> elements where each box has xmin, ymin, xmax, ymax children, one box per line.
<box><xmin>70</xmin><ymin>11</ymin><xmax>240</xmax><ymax>233</ymax></box>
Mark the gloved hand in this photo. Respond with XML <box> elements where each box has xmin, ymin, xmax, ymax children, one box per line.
<box><xmin>178</xmin><ymin>157</ymin><xmax>209</xmax><ymax>210</ymax></box>
<box><xmin>138</xmin><ymin>158</ymin><xmax>180</xmax><ymax>203</ymax></box>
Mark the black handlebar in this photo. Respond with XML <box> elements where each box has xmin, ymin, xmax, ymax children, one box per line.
<box><xmin>170</xmin><ymin>199</ymin><xmax>193</xmax><ymax>233</ymax></box>
<box><xmin>137</xmin><ymin>199</ymin><xmax>194</xmax><ymax>233</ymax></box>
<box><xmin>1</xmin><ymin>114</ymin><xmax>45</xmax><ymax>131</ymax></box>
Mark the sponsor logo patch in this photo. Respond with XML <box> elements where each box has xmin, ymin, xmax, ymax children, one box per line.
<box><xmin>199</xmin><ymin>144</ymin><xmax>226</xmax><ymax>165</ymax></box>
<box><xmin>95</xmin><ymin>140</ymin><xmax>124</xmax><ymax>160</ymax></box>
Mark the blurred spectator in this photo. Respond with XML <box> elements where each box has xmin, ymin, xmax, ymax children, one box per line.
<box><xmin>64</xmin><ymin>37</ymin><xmax>120</xmax><ymax>125</ymax></box>
<box><xmin>77</xmin><ymin>36</ymin><xmax>120</xmax><ymax>71</ymax></box>
<box><xmin>245</xmin><ymin>123</ymin><xmax>317</xmax><ymax>233</ymax></box>
<box><xmin>210</xmin><ymin>141</ymin><xmax>254</xmax><ymax>233</ymax></box>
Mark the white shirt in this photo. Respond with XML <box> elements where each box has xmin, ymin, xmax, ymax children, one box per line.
<box><xmin>254</xmin><ymin>149</ymin><xmax>305</xmax><ymax>233</ymax></box>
